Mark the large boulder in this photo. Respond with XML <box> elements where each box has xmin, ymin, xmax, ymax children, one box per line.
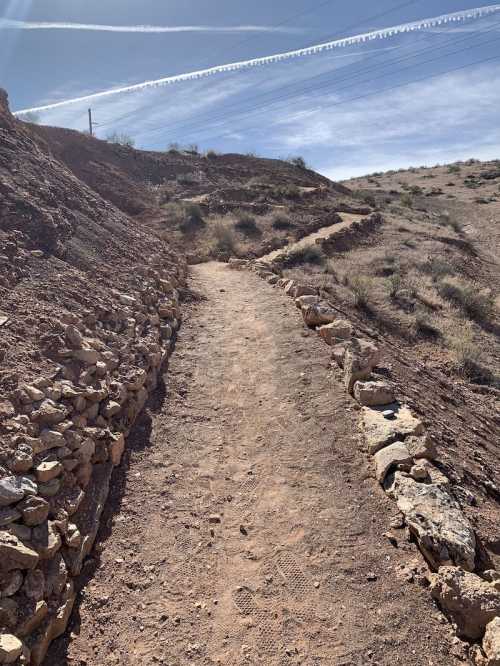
<box><xmin>361</xmin><ymin>404</ymin><xmax>424</xmax><ymax>454</ymax></box>
<box><xmin>353</xmin><ymin>380</ymin><xmax>395</xmax><ymax>406</ymax></box>
<box><xmin>430</xmin><ymin>567</ymin><xmax>500</xmax><ymax>640</ymax></box>
<box><xmin>390</xmin><ymin>474</ymin><xmax>476</xmax><ymax>572</ymax></box>
<box><xmin>483</xmin><ymin>617</ymin><xmax>500</xmax><ymax>665</ymax></box>
<box><xmin>295</xmin><ymin>295</ymin><xmax>320</xmax><ymax>309</ymax></box>
<box><xmin>318</xmin><ymin>320</ymin><xmax>353</xmax><ymax>345</ymax></box>
<box><xmin>302</xmin><ymin>304</ymin><xmax>336</xmax><ymax>327</ymax></box>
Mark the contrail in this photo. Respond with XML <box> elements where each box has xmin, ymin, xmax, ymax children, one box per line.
<box><xmin>14</xmin><ymin>4</ymin><xmax>500</xmax><ymax>116</ymax></box>
<box><xmin>0</xmin><ymin>19</ymin><xmax>302</xmax><ymax>34</ymax></box>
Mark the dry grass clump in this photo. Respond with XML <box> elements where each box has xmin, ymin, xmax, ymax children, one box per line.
<box><xmin>420</xmin><ymin>257</ymin><xmax>455</xmax><ymax>281</ymax></box>
<box><xmin>271</xmin><ymin>212</ymin><xmax>295</xmax><ymax>231</ymax></box>
<box><xmin>348</xmin><ymin>275</ymin><xmax>374</xmax><ymax>309</ymax></box>
<box><xmin>414</xmin><ymin>309</ymin><xmax>441</xmax><ymax>338</ymax></box>
<box><xmin>437</xmin><ymin>278</ymin><xmax>494</xmax><ymax>322</ymax></box>
<box><xmin>179</xmin><ymin>204</ymin><xmax>205</xmax><ymax>234</ymax></box>
<box><xmin>233</xmin><ymin>210</ymin><xmax>261</xmax><ymax>236</ymax></box>
<box><xmin>438</xmin><ymin>211</ymin><xmax>463</xmax><ymax>233</ymax></box>
<box><xmin>280</xmin><ymin>245</ymin><xmax>324</xmax><ymax>268</ymax></box>
<box><xmin>210</xmin><ymin>220</ymin><xmax>238</xmax><ymax>257</ymax></box>
<box><xmin>445</xmin><ymin>323</ymin><xmax>497</xmax><ymax>384</ymax></box>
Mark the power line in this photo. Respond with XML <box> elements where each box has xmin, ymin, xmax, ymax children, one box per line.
<box><xmin>139</xmin><ymin>17</ymin><xmax>500</xmax><ymax>142</ymax></box>
<box><xmin>96</xmin><ymin>0</ymin><xmax>423</xmax><ymax>133</ymax></box>
<box><xmin>185</xmin><ymin>52</ymin><xmax>500</xmax><ymax>145</ymax></box>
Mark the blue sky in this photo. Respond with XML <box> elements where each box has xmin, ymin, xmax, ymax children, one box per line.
<box><xmin>1</xmin><ymin>0</ymin><xmax>500</xmax><ymax>179</ymax></box>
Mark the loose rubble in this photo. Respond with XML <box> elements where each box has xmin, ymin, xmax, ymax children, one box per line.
<box><xmin>0</xmin><ymin>258</ymin><xmax>186</xmax><ymax>662</ymax></box>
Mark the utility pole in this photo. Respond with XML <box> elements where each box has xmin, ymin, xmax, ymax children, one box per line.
<box><xmin>88</xmin><ymin>108</ymin><xmax>93</xmax><ymax>136</ymax></box>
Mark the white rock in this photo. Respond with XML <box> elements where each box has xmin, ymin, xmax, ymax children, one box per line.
<box><xmin>302</xmin><ymin>304</ymin><xmax>336</xmax><ymax>327</ymax></box>
<box><xmin>353</xmin><ymin>380</ymin><xmax>395</xmax><ymax>406</ymax></box>
<box><xmin>294</xmin><ymin>295</ymin><xmax>320</xmax><ymax>309</ymax></box>
<box><xmin>430</xmin><ymin>567</ymin><xmax>500</xmax><ymax>639</ymax></box>
<box><xmin>361</xmin><ymin>404</ymin><xmax>424</xmax><ymax>454</ymax></box>
<box><xmin>373</xmin><ymin>442</ymin><xmax>412</xmax><ymax>483</ymax></box>
<box><xmin>390</xmin><ymin>474</ymin><xmax>476</xmax><ymax>571</ymax></box>
<box><xmin>0</xmin><ymin>633</ymin><xmax>23</xmax><ymax>663</ymax></box>
<box><xmin>318</xmin><ymin>320</ymin><xmax>353</xmax><ymax>344</ymax></box>
<box><xmin>483</xmin><ymin>616</ymin><xmax>500</xmax><ymax>665</ymax></box>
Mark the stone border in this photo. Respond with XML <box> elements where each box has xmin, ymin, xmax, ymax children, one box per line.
<box><xmin>0</xmin><ymin>259</ymin><xmax>187</xmax><ymax>665</ymax></box>
<box><xmin>237</xmin><ymin>257</ymin><xmax>500</xmax><ymax>665</ymax></box>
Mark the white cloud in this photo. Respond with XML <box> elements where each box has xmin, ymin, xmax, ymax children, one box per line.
<box><xmin>0</xmin><ymin>19</ymin><xmax>303</xmax><ymax>34</ymax></box>
<box><xmin>15</xmin><ymin>3</ymin><xmax>500</xmax><ymax>115</ymax></box>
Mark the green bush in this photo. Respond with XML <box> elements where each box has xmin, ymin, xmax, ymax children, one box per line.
<box><xmin>447</xmin><ymin>164</ymin><xmax>461</xmax><ymax>174</ymax></box>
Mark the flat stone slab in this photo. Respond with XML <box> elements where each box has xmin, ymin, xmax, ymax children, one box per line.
<box><xmin>361</xmin><ymin>403</ymin><xmax>424</xmax><ymax>454</ymax></box>
<box><xmin>390</xmin><ymin>473</ymin><xmax>476</xmax><ymax>572</ymax></box>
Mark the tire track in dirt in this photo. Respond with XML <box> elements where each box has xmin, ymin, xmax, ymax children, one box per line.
<box><xmin>46</xmin><ymin>262</ymin><xmax>460</xmax><ymax>665</ymax></box>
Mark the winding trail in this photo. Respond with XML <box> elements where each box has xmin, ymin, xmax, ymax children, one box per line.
<box><xmin>47</xmin><ymin>262</ymin><xmax>457</xmax><ymax>665</ymax></box>
<box><xmin>261</xmin><ymin>213</ymin><xmax>363</xmax><ymax>263</ymax></box>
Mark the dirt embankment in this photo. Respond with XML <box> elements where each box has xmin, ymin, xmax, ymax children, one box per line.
<box><xmin>0</xmin><ymin>89</ymin><xmax>187</xmax><ymax>664</ymax></box>
<box><xmin>29</xmin><ymin>122</ymin><xmax>364</xmax><ymax>261</ymax></box>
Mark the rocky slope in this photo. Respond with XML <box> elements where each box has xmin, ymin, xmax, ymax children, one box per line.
<box><xmin>29</xmin><ymin>122</ymin><xmax>365</xmax><ymax>261</ymax></box>
<box><xmin>0</xmin><ymin>90</ymin><xmax>186</xmax><ymax>664</ymax></box>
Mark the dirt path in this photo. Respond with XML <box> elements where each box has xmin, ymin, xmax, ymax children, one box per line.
<box><xmin>47</xmin><ymin>262</ymin><xmax>459</xmax><ymax>666</ymax></box>
<box><xmin>262</xmin><ymin>213</ymin><xmax>364</xmax><ymax>263</ymax></box>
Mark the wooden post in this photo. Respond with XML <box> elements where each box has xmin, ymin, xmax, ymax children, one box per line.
<box><xmin>88</xmin><ymin>108</ymin><xmax>93</xmax><ymax>136</ymax></box>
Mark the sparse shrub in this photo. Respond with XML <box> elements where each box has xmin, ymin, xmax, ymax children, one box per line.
<box><xmin>288</xmin><ymin>156</ymin><xmax>308</xmax><ymax>170</ymax></box>
<box><xmin>409</xmin><ymin>185</ymin><xmax>423</xmax><ymax>195</ymax></box>
<box><xmin>401</xmin><ymin>193</ymin><xmax>413</xmax><ymax>208</ymax></box>
<box><xmin>387</xmin><ymin>272</ymin><xmax>402</xmax><ymax>298</ymax></box>
<box><xmin>233</xmin><ymin>211</ymin><xmax>260</xmax><ymax>236</ymax></box>
<box><xmin>176</xmin><ymin>172</ymin><xmax>198</xmax><ymax>186</ymax></box>
<box><xmin>271</xmin><ymin>213</ymin><xmax>294</xmax><ymax>230</ymax></box>
<box><xmin>414</xmin><ymin>310</ymin><xmax>440</xmax><ymax>338</ymax></box>
<box><xmin>162</xmin><ymin>202</ymin><xmax>187</xmax><ymax>226</ymax></box>
<box><xmin>211</xmin><ymin>221</ymin><xmax>238</xmax><ymax>256</ymax></box>
<box><xmin>179</xmin><ymin>204</ymin><xmax>205</xmax><ymax>234</ymax></box>
<box><xmin>438</xmin><ymin>278</ymin><xmax>494</xmax><ymax>322</ymax></box>
<box><xmin>272</xmin><ymin>184</ymin><xmax>302</xmax><ymax>200</ymax></box>
<box><xmin>349</xmin><ymin>275</ymin><xmax>373</xmax><ymax>308</ymax></box>
<box><xmin>167</xmin><ymin>142</ymin><xmax>180</xmax><ymax>153</ymax></box>
<box><xmin>447</xmin><ymin>164</ymin><xmax>461</xmax><ymax>174</ymax></box>
<box><xmin>106</xmin><ymin>131</ymin><xmax>135</xmax><ymax>147</ymax></box>
<box><xmin>420</xmin><ymin>257</ymin><xmax>454</xmax><ymax>281</ymax></box>
<box><xmin>447</xmin><ymin>324</ymin><xmax>483</xmax><ymax>378</ymax></box>
<box><xmin>206</xmin><ymin>149</ymin><xmax>218</xmax><ymax>159</ymax></box>
<box><xmin>187</xmin><ymin>144</ymin><xmax>199</xmax><ymax>154</ymax></box>
<box><xmin>280</xmin><ymin>245</ymin><xmax>324</xmax><ymax>268</ymax></box>
<box><xmin>438</xmin><ymin>211</ymin><xmax>462</xmax><ymax>233</ymax></box>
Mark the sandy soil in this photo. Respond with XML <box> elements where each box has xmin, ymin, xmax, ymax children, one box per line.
<box><xmin>46</xmin><ymin>263</ymin><xmax>461</xmax><ymax>666</ymax></box>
